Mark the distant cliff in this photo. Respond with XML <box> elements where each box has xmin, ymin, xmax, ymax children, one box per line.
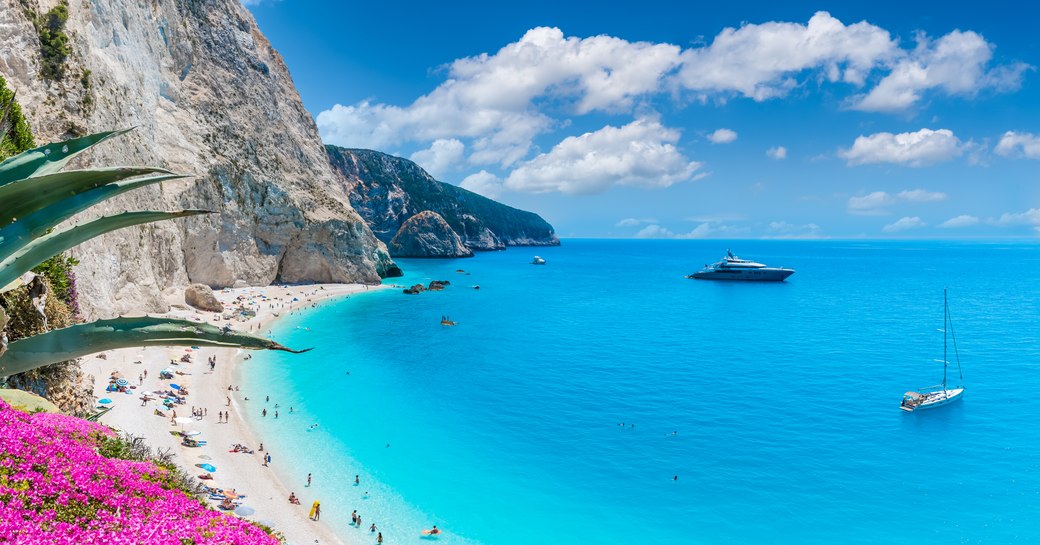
<box><xmin>326</xmin><ymin>147</ymin><xmax>560</xmax><ymax>257</ymax></box>
<box><xmin>0</xmin><ymin>0</ymin><xmax>398</xmax><ymax>319</ymax></box>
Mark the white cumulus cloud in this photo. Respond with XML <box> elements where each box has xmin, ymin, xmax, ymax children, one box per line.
<box><xmin>764</xmin><ymin>221</ymin><xmax>822</xmax><ymax>238</ymax></box>
<box><xmin>882</xmin><ymin>216</ymin><xmax>926</xmax><ymax>233</ymax></box>
<box><xmin>848</xmin><ymin>189</ymin><xmax>948</xmax><ymax>215</ymax></box>
<box><xmin>854</xmin><ymin>30</ymin><xmax>1030</xmax><ymax>112</ymax></box>
<box><xmin>615</xmin><ymin>218</ymin><xmax>657</xmax><ymax>227</ymax></box>
<box><xmin>766</xmin><ymin>146</ymin><xmax>787</xmax><ymax>160</ymax></box>
<box><xmin>707</xmin><ymin>128</ymin><xmax>738</xmax><ymax>144</ymax></box>
<box><xmin>995</xmin><ymin>131</ymin><xmax>1040</xmax><ymax>159</ymax></box>
<box><xmin>677</xmin><ymin>11</ymin><xmax>899</xmax><ymax>100</ymax></box>
<box><xmin>635</xmin><ymin>223</ymin><xmax>715</xmax><ymax>239</ymax></box>
<box><xmin>839</xmin><ymin>128</ymin><xmax>963</xmax><ymax>166</ymax></box>
<box><xmin>317</xmin><ymin>27</ymin><xmax>682</xmax><ymax>166</ymax></box>
<box><xmin>504</xmin><ymin>118</ymin><xmax>702</xmax><ymax>195</ymax></box>
<box><xmin>939</xmin><ymin>215</ymin><xmax>980</xmax><ymax>228</ymax></box>
<box><xmin>409</xmin><ymin>139</ymin><xmax>465</xmax><ymax>179</ymax></box>
<box><xmin>458</xmin><ymin>170</ymin><xmax>504</xmax><ymax>199</ymax></box>
<box><xmin>993</xmin><ymin>208</ymin><xmax>1040</xmax><ymax>231</ymax></box>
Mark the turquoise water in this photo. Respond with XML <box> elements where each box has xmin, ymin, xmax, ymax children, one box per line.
<box><xmin>242</xmin><ymin>240</ymin><xmax>1040</xmax><ymax>545</ymax></box>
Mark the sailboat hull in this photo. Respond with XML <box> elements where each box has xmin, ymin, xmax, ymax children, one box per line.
<box><xmin>902</xmin><ymin>388</ymin><xmax>965</xmax><ymax>412</ymax></box>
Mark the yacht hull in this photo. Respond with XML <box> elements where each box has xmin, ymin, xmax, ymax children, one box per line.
<box><xmin>689</xmin><ymin>267</ymin><xmax>795</xmax><ymax>281</ymax></box>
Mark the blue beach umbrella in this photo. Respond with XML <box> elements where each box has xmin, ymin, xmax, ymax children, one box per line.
<box><xmin>170</xmin><ymin>384</ymin><xmax>181</xmax><ymax>390</ymax></box>
<box><xmin>234</xmin><ymin>505</ymin><xmax>256</xmax><ymax>517</ymax></box>
<box><xmin>98</xmin><ymin>398</ymin><xmax>112</xmax><ymax>404</ymax></box>
<box><xmin>195</xmin><ymin>463</ymin><xmax>216</xmax><ymax>472</ymax></box>
<box><xmin>115</xmin><ymin>378</ymin><xmax>129</xmax><ymax>387</ymax></box>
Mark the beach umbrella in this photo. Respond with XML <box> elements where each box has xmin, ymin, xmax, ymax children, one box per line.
<box><xmin>170</xmin><ymin>384</ymin><xmax>181</xmax><ymax>390</ymax></box>
<box><xmin>183</xmin><ymin>430</ymin><xmax>201</xmax><ymax>437</ymax></box>
<box><xmin>116</xmin><ymin>378</ymin><xmax>128</xmax><ymax>387</ymax></box>
<box><xmin>234</xmin><ymin>505</ymin><xmax>255</xmax><ymax>517</ymax></box>
<box><xmin>195</xmin><ymin>463</ymin><xmax>217</xmax><ymax>472</ymax></box>
<box><xmin>98</xmin><ymin>398</ymin><xmax>112</xmax><ymax>404</ymax></box>
<box><xmin>174</xmin><ymin>417</ymin><xmax>194</xmax><ymax>424</ymax></box>
<box><xmin>198</xmin><ymin>455</ymin><xmax>213</xmax><ymax>460</ymax></box>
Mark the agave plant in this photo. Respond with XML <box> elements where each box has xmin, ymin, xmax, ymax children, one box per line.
<box><xmin>0</xmin><ymin>129</ymin><xmax>307</xmax><ymax>378</ymax></box>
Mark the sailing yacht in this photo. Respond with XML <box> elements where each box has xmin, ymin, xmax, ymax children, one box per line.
<box><xmin>900</xmin><ymin>289</ymin><xmax>965</xmax><ymax>412</ymax></box>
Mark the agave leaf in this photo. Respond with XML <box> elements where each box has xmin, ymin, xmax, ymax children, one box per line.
<box><xmin>0</xmin><ymin>210</ymin><xmax>212</xmax><ymax>292</ymax></box>
<box><xmin>0</xmin><ymin>306</ymin><xmax>8</xmax><ymax>360</ymax></box>
<box><xmin>0</xmin><ymin>173</ymin><xmax>189</xmax><ymax>262</ymax></box>
<box><xmin>0</xmin><ymin>129</ymin><xmax>132</xmax><ymax>186</ymax></box>
<box><xmin>0</xmin><ymin>166</ymin><xmax>175</xmax><ymax>229</ymax></box>
<box><xmin>0</xmin><ymin>316</ymin><xmax>310</xmax><ymax>376</ymax></box>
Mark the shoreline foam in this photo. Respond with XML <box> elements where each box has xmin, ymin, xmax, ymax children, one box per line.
<box><xmin>83</xmin><ymin>282</ymin><xmax>385</xmax><ymax>545</ymax></box>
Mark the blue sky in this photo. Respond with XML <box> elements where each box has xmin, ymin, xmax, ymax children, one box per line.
<box><xmin>244</xmin><ymin>1</ymin><xmax>1040</xmax><ymax>239</ymax></box>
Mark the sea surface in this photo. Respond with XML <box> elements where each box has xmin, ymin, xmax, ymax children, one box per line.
<box><xmin>241</xmin><ymin>240</ymin><xmax>1040</xmax><ymax>545</ymax></box>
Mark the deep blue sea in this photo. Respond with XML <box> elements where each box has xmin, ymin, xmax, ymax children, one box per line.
<box><xmin>241</xmin><ymin>240</ymin><xmax>1040</xmax><ymax>545</ymax></box>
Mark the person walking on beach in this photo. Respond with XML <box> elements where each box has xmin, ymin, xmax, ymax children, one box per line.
<box><xmin>313</xmin><ymin>503</ymin><xmax>321</xmax><ymax>521</ymax></box>
<box><xmin>351</xmin><ymin>510</ymin><xmax>357</xmax><ymax>526</ymax></box>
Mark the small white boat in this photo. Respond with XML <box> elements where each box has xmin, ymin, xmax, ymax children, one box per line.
<box><xmin>900</xmin><ymin>289</ymin><xmax>965</xmax><ymax>412</ymax></box>
<box><xmin>531</xmin><ymin>256</ymin><xmax>546</xmax><ymax>265</ymax></box>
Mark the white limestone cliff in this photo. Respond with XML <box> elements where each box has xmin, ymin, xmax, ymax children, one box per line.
<box><xmin>0</xmin><ymin>0</ymin><xmax>397</xmax><ymax>319</ymax></box>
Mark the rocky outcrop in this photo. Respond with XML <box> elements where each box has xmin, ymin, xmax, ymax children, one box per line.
<box><xmin>327</xmin><ymin>147</ymin><xmax>560</xmax><ymax>256</ymax></box>
<box><xmin>5</xmin><ymin>362</ymin><xmax>95</xmax><ymax>417</ymax></box>
<box><xmin>389</xmin><ymin>211</ymin><xmax>473</xmax><ymax>258</ymax></box>
<box><xmin>184</xmin><ymin>284</ymin><xmax>223</xmax><ymax>312</ymax></box>
<box><xmin>0</xmin><ymin>0</ymin><xmax>398</xmax><ymax>319</ymax></box>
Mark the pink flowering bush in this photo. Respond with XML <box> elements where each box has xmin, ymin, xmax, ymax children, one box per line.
<box><xmin>0</xmin><ymin>399</ymin><xmax>278</xmax><ymax>544</ymax></box>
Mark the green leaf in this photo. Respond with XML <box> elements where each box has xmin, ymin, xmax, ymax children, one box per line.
<box><xmin>0</xmin><ymin>129</ymin><xmax>132</xmax><ymax>186</ymax></box>
<box><xmin>0</xmin><ymin>316</ymin><xmax>310</xmax><ymax>377</ymax></box>
<box><xmin>0</xmin><ymin>210</ymin><xmax>212</xmax><ymax>292</ymax></box>
<box><xmin>0</xmin><ymin>172</ymin><xmax>188</xmax><ymax>262</ymax></box>
<box><xmin>0</xmin><ymin>166</ymin><xmax>175</xmax><ymax>229</ymax></box>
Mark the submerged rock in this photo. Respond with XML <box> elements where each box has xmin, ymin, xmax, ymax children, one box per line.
<box><xmin>389</xmin><ymin>211</ymin><xmax>473</xmax><ymax>258</ymax></box>
<box><xmin>403</xmin><ymin>284</ymin><xmax>426</xmax><ymax>295</ymax></box>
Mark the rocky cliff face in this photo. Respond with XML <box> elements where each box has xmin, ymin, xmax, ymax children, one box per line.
<box><xmin>326</xmin><ymin>147</ymin><xmax>560</xmax><ymax>256</ymax></box>
<box><xmin>0</xmin><ymin>0</ymin><xmax>397</xmax><ymax>319</ymax></box>
<box><xmin>389</xmin><ymin>211</ymin><xmax>474</xmax><ymax>258</ymax></box>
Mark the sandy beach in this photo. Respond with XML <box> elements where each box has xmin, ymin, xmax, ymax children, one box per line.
<box><xmin>81</xmin><ymin>283</ymin><xmax>384</xmax><ymax>545</ymax></box>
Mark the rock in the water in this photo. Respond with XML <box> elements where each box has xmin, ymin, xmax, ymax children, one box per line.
<box><xmin>403</xmin><ymin>284</ymin><xmax>426</xmax><ymax>295</ymax></box>
<box><xmin>428</xmin><ymin>280</ymin><xmax>450</xmax><ymax>291</ymax></box>
<box><xmin>389</xmin><ymin>211</ymin><xmax>474</xmax><ymax>258</ymax></box>
<box><xmin>184</xmin><ymin>284</ymin><xmax>224</xmax><ymax>312</ymax></box>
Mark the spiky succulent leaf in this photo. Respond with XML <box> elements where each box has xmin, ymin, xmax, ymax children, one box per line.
<box><xmin>0</xmin><ymin>306</ymin><xmax>8</xmax><ymax>360</ymax></box>
<box><xmin>0</xmin><ymin>316</ymin><xmax>310</xmax><ymax>376</ymax></box>
<box><xmin>0</xmin><ymin>173</ymin><xmax>188</xmax><ymax>262</ymax></box>
<box><xmin>0</xmin><ymin>210</ymin><xmax>212</xmax><ymax>292</ymax></box>
<box><xmin>0</xmin><ymin>166</ymin><xmax>175</xmax><ymax>229</ymax></box>
<box><xmin>0</xmin><ymin>129</ymin><xmax>132</xmax><ymax>186</ymax></box>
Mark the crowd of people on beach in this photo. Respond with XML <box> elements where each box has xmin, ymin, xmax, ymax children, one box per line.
<box><xmin>98</xmin><ymin>286</ymin><xmax>428</xmax><ymax>544</ymax></box>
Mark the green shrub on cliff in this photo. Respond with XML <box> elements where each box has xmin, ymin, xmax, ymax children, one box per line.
<box><xmin>31</xmin><ymin>0</ymin><xmax>71</xmax><ymax>81</ymax></box>
<box><xmin>0</xmin><ymin>76</ymin><xmax>36</xmax><ymax>159</ymax></box>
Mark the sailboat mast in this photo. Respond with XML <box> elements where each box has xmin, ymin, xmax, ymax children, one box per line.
<box><xmin>943</xmin><ymin>288</ymin><xmax>948</xmax><ymax>391</ymax></box>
